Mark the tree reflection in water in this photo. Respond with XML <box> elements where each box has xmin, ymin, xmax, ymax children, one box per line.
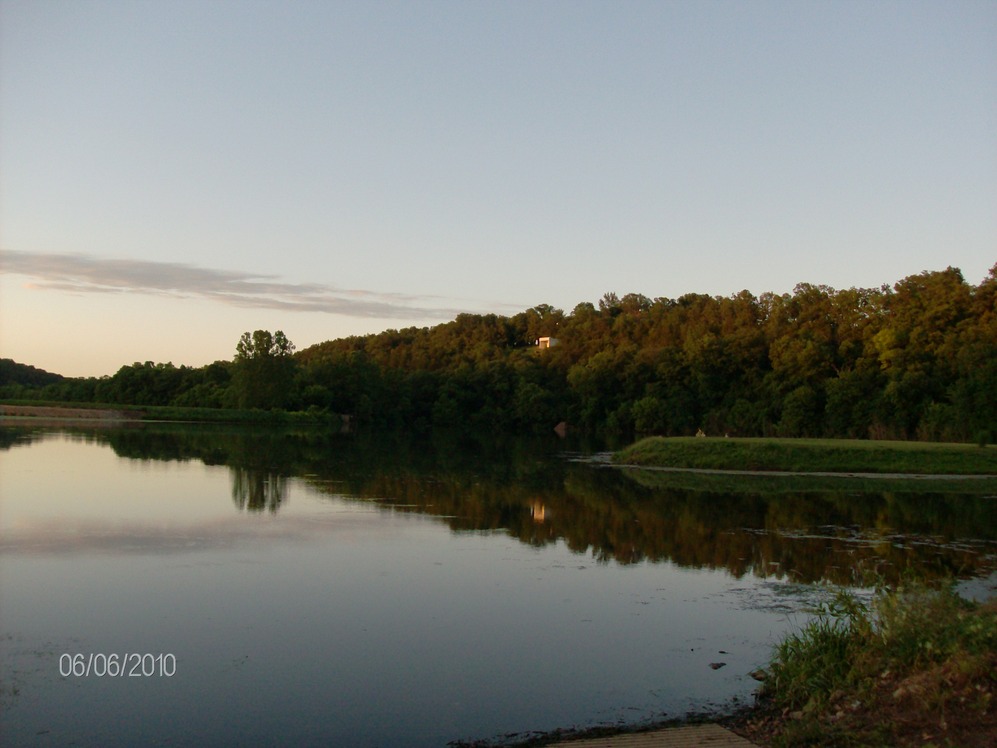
<box><xmin>7</xmin><ymin>424</ymin><xmax>995</xmax><ymax>586</ymax></box>
<box><xmin>231</xmin><ymin>467</ymin><xmax>288</xmax><ymax>513</ymax></box>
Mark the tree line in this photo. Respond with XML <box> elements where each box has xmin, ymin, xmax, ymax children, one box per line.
<box><xmin>2</xmin><ymin>265</ymin><xmax>995</xmax><ymax>441</ymax></box>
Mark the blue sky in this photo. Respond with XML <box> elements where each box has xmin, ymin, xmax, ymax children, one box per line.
<box><xmin>1</xmin><ymin>0</ymin><xmax>995</xmax><ymax>377</ymax></box>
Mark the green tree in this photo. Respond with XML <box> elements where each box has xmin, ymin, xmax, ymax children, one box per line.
<box><xmin>873</xmin><ymin>268</ymin><xmax>972</xmax><ymax>437</ymax></box>
<box><xmin>232</xmin><ymin>330</ymin><xmax>297</xmax><ymax>410</ymax></box>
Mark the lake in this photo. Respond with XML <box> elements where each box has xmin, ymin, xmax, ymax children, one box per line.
<box><xmin>1</xmin><ymin>424</ymin><xmax>995</xmax><ymax>746</ymax></box>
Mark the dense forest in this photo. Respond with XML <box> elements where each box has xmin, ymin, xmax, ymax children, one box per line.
<box><xmin>2</xmin><ymin>265</ymin><xmax>995</xmax><ymax>442</ymax></box>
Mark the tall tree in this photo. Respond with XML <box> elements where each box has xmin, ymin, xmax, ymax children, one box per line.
<box><xmin>232</xmin><ymin>330</ymin><xmax>297</xmax><ymax>409</ymax></box>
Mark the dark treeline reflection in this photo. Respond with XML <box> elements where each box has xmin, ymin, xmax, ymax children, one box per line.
<box><xmin>230</xmin><ymin>469</ymin><xmax>287</xmax><ymax>513</ymax></box>
<box><xmin>7</xmin><ymin>425</ymin><xmax>995</xmax><ymax>584</ymax></box>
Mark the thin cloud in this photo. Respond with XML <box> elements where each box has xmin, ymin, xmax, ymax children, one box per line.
<box><xmin>0</xmin><ymin>250</ymin><xmax>491</xmax><ymax>319</ymax></box>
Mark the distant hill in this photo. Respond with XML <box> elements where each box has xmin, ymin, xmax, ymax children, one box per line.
<box><xmin>0</xmin><ymin>358</ymin><xmax>66</xmax><ymax>387</ymax></box>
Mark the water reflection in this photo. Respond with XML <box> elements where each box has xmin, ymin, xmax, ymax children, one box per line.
<box><xmin>3</xmin><ymin>424</ymin><xmax>995</xmax><ymax>585</ymax></box>
<box><xmin>231</xmin><ymin>468</ymin><xmax>288</xmax><ymax>512</ymax></box>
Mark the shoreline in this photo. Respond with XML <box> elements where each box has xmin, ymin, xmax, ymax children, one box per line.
<box><xmin>611</xmin><ymin>461</ymin><xmax>997</xmax><ymax>481</ymax></box>
<box><xmin>0</xmin><ymin>404</ymin><xmax>144</xmax><ymax>422</ymax></box>
<box><xmin>451</xmin><ymin>708</ymin><xmax>760</xmax><ymax>747</ymax></box>
<box><xmin>0</xmin><ymin>402</ymin><xmax>348</xmax><ymax>429</ymax></box>
<box><xmin>577</xmin><ymin>451</ymin><xmax>997</xmax><ymax>482</ymax></box>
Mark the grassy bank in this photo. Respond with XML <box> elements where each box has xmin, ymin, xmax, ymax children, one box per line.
<box><xmin>737</xmin><ymin>582</ymin><xmax>997</xmax><ymax>746</ymax></box>
<box><xmin>473</xmin><ymin>582</ymin><xmax>997</xmax><ymax>747</ymax></box>
<box><xmin>614</xmin><ymin>436</ymin><xmax>997</xmax><ymax>475</ymax></box>
<box><xmin>0</xmin><ymin>400</ymin><xmax>346</xmax><ymax>427</ymax></box>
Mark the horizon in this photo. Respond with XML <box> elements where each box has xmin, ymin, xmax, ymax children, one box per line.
<box><xmin>2</xmin><ymin>1</ymin><xmax>995</xmax><ymax>378</ymax></box>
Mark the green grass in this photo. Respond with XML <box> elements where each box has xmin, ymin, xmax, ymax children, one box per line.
<box><xmin>613</xmin><ymin>436</ymin><xmax>997</xmax><ymax>475</ymax></box>
<box><xmin>757</xmin><ymin>581</ymin><xmax>997</xmax><ymax>746</ymax></box>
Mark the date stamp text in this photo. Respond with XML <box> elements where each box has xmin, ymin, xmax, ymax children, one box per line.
<box><xmin>59</xmin><ymin>653</ymin><xmax>176</xmax><ymax>678</ymax></box>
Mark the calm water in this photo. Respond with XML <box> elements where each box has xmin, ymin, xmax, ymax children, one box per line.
<box><xmin>1</xmin><ymin>425</ymin><xmax>995</xmax><ymax>747</ymax></box>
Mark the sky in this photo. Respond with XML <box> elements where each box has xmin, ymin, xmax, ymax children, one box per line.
<box><xmin>1</xmin><ymin>0</ymin><xmax>995</xmax><ymax>378</ymax></box>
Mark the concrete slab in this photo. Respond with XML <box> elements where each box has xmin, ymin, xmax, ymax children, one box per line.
<box><xmin>548</xmin><ymin>723</ymin><xmax>756</xmax><ymax>747</ymax></box>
